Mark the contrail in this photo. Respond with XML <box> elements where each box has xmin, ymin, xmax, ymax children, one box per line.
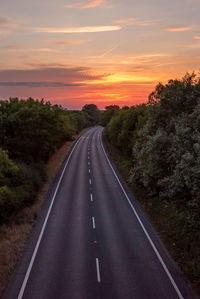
<box><xmin>100</xmin><ymin>43</ymin><xmax>120</xmax><ymax>57</ymax></box>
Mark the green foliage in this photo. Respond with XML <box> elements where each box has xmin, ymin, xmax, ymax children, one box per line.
<box><xmin>69</xmin><ymin>110</ymin><xmax>88</xmax><ymax>132</ymax></box>
<box><xmin>100</xmin><ymin>105</ymin><xmax>120</xmax><ymax>126</ymax></box>
<box><xmin>82</xmin><ymin>104</ymin><xmax>100</xmax><ymax>126</ymax></box>
<box><xmin>0</xmin><ymin>98</ymin><xmax>78</xmax><ymax>163</ymax></box>
<box><xmin>0</xmin><ymin>98</ymin><xmax>87</xmax><ymax>223</ymax></box>
<box><xmin>105</xmin><ymin>104</ymin><xmax>148</xmax><ymax>156</ymax></box>
<box><xmin>0</xmin><ymin>149</ymin><xmax>42</xmax><ymax>223</ymax></box>
<box><xmin>105</xmin><ymin>73</ymin><xmax>200</xmax><ymax>282</ymax></box>
<box><xmin>147</xmin><ymin>73</ymin><xmax>200</xmax><ymax>133</ymax></box>
<box><xmin>0</xmin><ymin>149</ymin><xmax>19</xmax><ymax>185</ymax></box>
<box><xmin>104</xmin><ymin>74</ymin><xmax>200</xmax><ymax>225</ymax></box>
<box><xmin>130</xmin><ymin>74</ymin><xmax>200</xmax><ymax>228</ymax></box>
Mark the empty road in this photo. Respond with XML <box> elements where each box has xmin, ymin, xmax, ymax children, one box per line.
<box><xmin>3</xmin><ymin>127</ymin><xmax>196</xmax><ymax>299</ymax></box>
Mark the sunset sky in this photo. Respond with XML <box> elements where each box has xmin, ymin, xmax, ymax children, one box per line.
<box><xmin>0</xmin><ymin>0</ymin><xmax>200</xmax><ymax>109</ymax></box>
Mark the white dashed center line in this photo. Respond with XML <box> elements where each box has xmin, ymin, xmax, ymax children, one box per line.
<box><xmin>89</xmin><ymin>169</ymin><xmax>91</xmax><ymax>173</ymax></box>
<box><xmin>90</xmin><ymin>193</ymin><xmax>93</xmax><ymax>202</ymax></box>
<box><xmin>92</xmin><ymin>217</ymin><xmax>96</xmax><ymax>229</ymax></box>
<box><xmin>96</xmin><ymin>258</ymin><xmax>101</xmax><ymax>283</ymax></box>
<box><xmin>89</xmin><ymin>179</ymin><xmax>92</xmax><ymax>185</ymax></box>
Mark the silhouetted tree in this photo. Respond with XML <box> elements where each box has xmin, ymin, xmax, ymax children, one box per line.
<box><xmin>100</xmin><ymin>105</ymin><xmax>120</xmax><ymax>126</ymax></box>
<box><xmin>82</xmin><ymin>104</ymin><xmax>100</xmax><ymax>126</ymax></box>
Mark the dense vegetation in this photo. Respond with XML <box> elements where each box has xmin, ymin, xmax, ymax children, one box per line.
<box><xmin>0</xmin><ymin>98</ymin><xmax>91</xmax><ymax>223</ymax></box>
<box><xmin>82</xmin><ymin>103</ymin><xmax>101</xmax><ymax>126</ymax></box>
<box><xmin>102</xmin><ymin>73</ymin><xmax>200</xmax><ymax>284</ymax></box>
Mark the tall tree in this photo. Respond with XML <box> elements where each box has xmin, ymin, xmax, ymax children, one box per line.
<box><xmin>100</xmin><ymin>105</ymin><xmax>120</xmax><ymax>126</ymax></box>
<box><xmin>82</xmin><ymin>104</ymin><xmax>100</xmax><ymax>126</ymax></box>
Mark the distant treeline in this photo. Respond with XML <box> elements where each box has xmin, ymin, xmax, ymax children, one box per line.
<box><xmin>0</xmin><ymin>98</ymin><xmax>99</xmax><ymax>223</ymax></box>
<box><xmin>101</xmin><ymin>73</ymin><xmax>200</xmax><ymax>282</ymax></box>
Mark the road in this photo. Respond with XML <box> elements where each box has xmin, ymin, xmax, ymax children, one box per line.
<box><xmin>3</xmin><ymin>126</ymin><xmax>196</xmax><ymax>299</ymax></box>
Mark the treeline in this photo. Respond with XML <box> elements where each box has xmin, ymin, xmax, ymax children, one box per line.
<box><xmin>0</xmin><ymin>98</ymin><xmax>94</xmax><ymax>223</ymax></box>
<box><xmin>101</xmin><ymin>73</ymin><xmax>200</xmax><ymax>282</ymax></box>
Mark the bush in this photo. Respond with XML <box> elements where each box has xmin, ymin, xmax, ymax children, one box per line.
<box><xmin>105</xmin><ymin>104</ymin><xmax>148</xmax><ymax>156</ymax></box>
<box><xmin>104</xmin><ymin>73</ymin><xmax>200</xmax><ymax>283</ymax></box>
<box><xmin>0</xmin><ymin>98</ymin><xmax>88</xmax><ymax>222</ymax></box>
<box><xmin>129</xmin><ymin>75</ymin><xmax>200</xmax><ymax>228</ymax></box>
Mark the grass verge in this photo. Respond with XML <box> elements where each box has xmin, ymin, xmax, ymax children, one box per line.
<box><xmin>0</xmin><ymin>129</ymin><xmax>88</xmax><ymax>297</ymax></box>
<box><xmin>103</xmin><ymin>133</ymin><xmax>200</xmax><ymax>297</ymax></box>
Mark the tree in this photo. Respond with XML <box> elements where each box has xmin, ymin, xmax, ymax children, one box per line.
<box><xmin>105</xmin><ymin>104</ymin><xmax>148</xmax><ymax>155</ymax></box>
<box><xmin>82</xmin><ymin>104</ymin><xmax>100</xmax><ymax>126</ymax></box>
<box><xmin>100</xmin><ymin>105</ymin><xmax>120</xmax><ymax>126</ymax></box>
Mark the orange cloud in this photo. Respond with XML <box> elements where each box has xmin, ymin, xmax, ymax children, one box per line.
<box><xmin>165</xmin><ymin>26</ymin><xmax>192</xmax><ymax>32</ymax></box>
<box><xmin>83</xmin><ymin>72</ymin><xmax>155</xmax><ymax>85</ymax></box>
<box><xmin>36</xmin><ymin>48</ymin><xmax>59</xmax><ymax>52</ymax></box>
<box><xmin>65</xmin><ymin>0</ymin><xmax>110</xmax><ymax>8</ymax></box>
<box><xmin>114</xmin><ymin>18</ymin><xmax>137</xmax><ymax>25</ymax></box>
<box><xmin>82</xmin><ymin>0</ymin><xmax>107</xmax><ymax>8</ymax></box>
<box><xmin>36</xmin><ymin>25</ymin><xmax>122</xmax><ymax>33</ymax></box>
<box><xmin>0</xmin><ymin>47</ymin><xmax>59</xmax><ymax>53</ymax></box>
<box><xmin>88</xmin><ymin>53</ymin><xmax>173</xmax><ymax>66</ymax></box>
<box><xmin>55</xmin><ymin>40</ymin><xmax>88</xmax><ymax>45</ymax></box>
<box><xmin>114</xmin><ymin>17</ymin><xmax>154</xmax><ymax>27</ymax></box>
<box><xmin>194</xmin><ymin>35</ymin><xmax>200</xmax><ymax>39</ymax></box>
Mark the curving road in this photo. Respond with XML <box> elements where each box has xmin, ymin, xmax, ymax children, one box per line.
<box><xmin>3</xmin><ymin>127</ymin><xmax>196</xmax><ymax>299</ymax></box>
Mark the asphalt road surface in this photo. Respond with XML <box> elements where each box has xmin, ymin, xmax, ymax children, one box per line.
<box><xmin>3</xmin><ymin>127</ymin><xmax>196</xmax><ymax>299</ymax></box>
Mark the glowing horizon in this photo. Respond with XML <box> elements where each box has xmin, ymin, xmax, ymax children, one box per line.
<box><xmin>0</xmin><ymin>0</ymin><xmax>200</xmax><ymax>109</ymax></box>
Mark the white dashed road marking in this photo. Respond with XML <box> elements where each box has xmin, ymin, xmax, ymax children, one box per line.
<box><xmin>92</xmin><ymin>217</ymin><xmax>96</xmax><ymax>229</ymax></box>
<box><xmin>96</xmin><ymin>258</ymin><xmax>101</xmax><ymax>283</ymax></box>
<box><xmin>90</xmin><ymin>193</ymin><xmax>93</xmax><ymax>202</ymax></box>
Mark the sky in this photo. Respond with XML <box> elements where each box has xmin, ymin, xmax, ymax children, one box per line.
<box><xmin>0</xmin><ymin>0</ymin><xmax>200</xmax><ymax>109</ymax></box>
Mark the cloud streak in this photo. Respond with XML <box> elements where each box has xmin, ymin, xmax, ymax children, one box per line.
<box><xmin>35</xmin><ymin>26</ymin><xmax>121</xmax><ymax>33</ymax></box>
<box><xmin>0</xmin><ymin>67</ymin><xmax>107</xmax><ymax>85</ymax></box>
<box><xmin>55</xmin><ymin>40</ymin><xmax>88</xmax><ymax>45</ymax></box>
<box><xmin>0</xmin><ymin>82</ymin><xmax>82</xmax><ymax>87</ymax></box>
<box><xmin>114</xmin><ymin>17</ymin><xmax>154</xmax><ymax>27</ymax></box>
<box><xmin>165</xmin><ymin>26</ymin><xmax>192</xmax><ymax>32</ymax></box>
<box><xmin>65</xmin><ymin>0</ymin><xmax>109</xmax><ymax>8</ymax></box>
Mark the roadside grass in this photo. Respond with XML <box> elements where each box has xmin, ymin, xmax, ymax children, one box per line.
<box><xmin>0</xmin><ymin>129</ymin><xmax>88</xmax><ymax>297</ymax></box>
<box><xmin>103</xmin><ymin>133</ymin><xmax>200</xmax><ymax>296</ymax></box>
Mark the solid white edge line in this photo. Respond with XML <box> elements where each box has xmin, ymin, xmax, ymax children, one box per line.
<box><xmin>96</xmin><ymin>258</ymin><xmax>101</xmax><ymax>283</ymax></box>
<box><xmin>17</xmin><ymin>136</ymin><xmax>83</xmax><ymax>299</ymax></box>
<box><xmin>92</xmin><ymin>217</ymin><xmax>96</xmax><ymax>229</ymax></box>
<box><xmin>100</xmin><ymin>133</ymin><xmax>184</xmax><ymax>299</ymax></box>
<box><xmin>90</xmin><ymin>193</ymin><xmax>93</xmax><ymax>202</ymax></box>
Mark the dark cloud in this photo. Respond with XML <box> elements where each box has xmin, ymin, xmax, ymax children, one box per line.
<box><xmin>0</xmin><ymin>67</ymin><xmax>105</xmax><ymax>83</ymax></box>
<box><xmin>0</xmin><ymin>82</ymin><xmax>83</xmax><ymax>87</ymax></box>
